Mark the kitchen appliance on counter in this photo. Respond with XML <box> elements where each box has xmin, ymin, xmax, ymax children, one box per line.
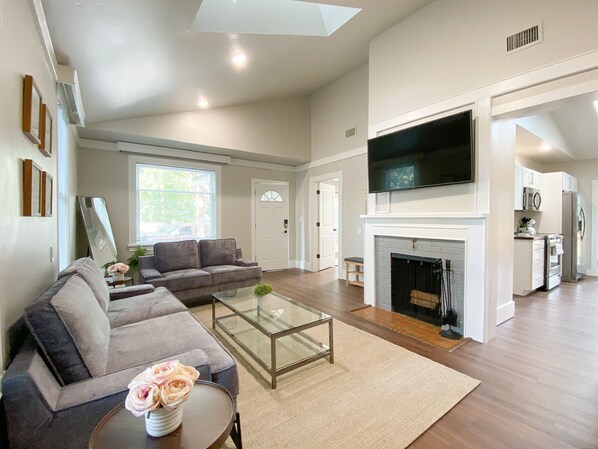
<box><xmin>562</xmin><ymin>191</ymin><xmax>586</xmax><ymax>282</ymax></box>
<box><xmin>544</xmin><ymin>234</ymin><xmax>563</xmax><ymax>291</ymax></box>
<box><xmin>523</xmin><ymin>187</ymin><xmax>542</xmax><ymax>211</ymax></box>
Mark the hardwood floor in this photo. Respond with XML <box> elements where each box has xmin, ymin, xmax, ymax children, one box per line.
<box><xmin>263</xmin><ymin>268</ymin><xmax>598</xmax><ymax>449</ymax></box>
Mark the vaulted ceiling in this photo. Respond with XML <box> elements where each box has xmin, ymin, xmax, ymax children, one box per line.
<box><xmin>42</xmin><ymin>0</ymin><xmax>433</xmax><ymax>126</ymax></box>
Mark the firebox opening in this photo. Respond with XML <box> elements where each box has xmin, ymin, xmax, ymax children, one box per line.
<box><xmin>391</xmin><ymin>253</ymin><xmax>443</xmax><ymax>326</ymax></box>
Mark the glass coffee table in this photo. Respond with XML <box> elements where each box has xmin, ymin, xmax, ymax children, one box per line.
<box><xmin>212</xmin><ymin>287</ymin><xmax>334</xmax><ymax>389</ymax></box>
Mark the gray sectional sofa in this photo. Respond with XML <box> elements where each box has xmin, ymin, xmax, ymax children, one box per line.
<box><xmin>1</xmin><ymin>257</ymin><xmax>239</xmax><ymax>449</ymax></box>
<box><xmin>139</xmin><ymin>238</ymin><xmax>262</xmax><ymax>305</ymax></box>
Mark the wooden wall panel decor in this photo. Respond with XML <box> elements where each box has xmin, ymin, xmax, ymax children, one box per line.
<box><xmin>23</xmin><ymin>159</ymin><xmax>42</xmax><ymax>217</ymax></box>
<box><xmin>39</xmin><ymin>104</ymin><xmax>53</xmax><ymax>157</ymax></box>
<box><xmin>41</xmin><ymin>171</ymin><xmax>53</xmax><ymax>217</ymax></box>
<box><xmin>22</xmin><ymin>75</ymin><xmax>43</xmax><ymax>145</ymax></box>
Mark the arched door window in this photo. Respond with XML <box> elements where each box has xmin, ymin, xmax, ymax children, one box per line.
<box><xmin>260</xmin><ymin>190</ymin><xmax>283</xmax><ymax>202</ymax></box>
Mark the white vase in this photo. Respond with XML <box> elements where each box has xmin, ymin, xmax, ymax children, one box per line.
<box><xmin>145</xmin><ymin>406</ymin><xmax>183</xmax><ymax>437</ymax></box>
<box><xmin>114</xmin><ymin>272</ymin><xmax>125</xmax><ymax>281</ymax></box>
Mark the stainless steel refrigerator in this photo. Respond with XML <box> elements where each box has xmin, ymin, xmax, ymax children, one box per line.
<box><xmin>562</xmin><ymin>191</ymin><xmax>586</xmax><ymax>282</ymax></box>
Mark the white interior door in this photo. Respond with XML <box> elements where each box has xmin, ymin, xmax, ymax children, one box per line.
<box><xmin>318</xmin><ymin>182</ymin><xmax>335</xmax><ymax>270</ymax></box>
<box><xmin>255</xmin><ymin>182</ymin><xmax>289</xmax><ymax>271</ymax></box>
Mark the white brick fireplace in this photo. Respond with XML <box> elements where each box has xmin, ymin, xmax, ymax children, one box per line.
<box><xmin>363</xmin><ymin>213</ymin><xmax>487</xmax><ymax>342</ymax></box>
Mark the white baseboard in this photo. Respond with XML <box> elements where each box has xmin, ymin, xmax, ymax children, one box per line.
<box><xmin>290</xmin><ymin>260</ymin><xmax>312</xmax><ymax>271</ymax></box>
<box><xmin>496</xmin><ymin>301</ymin><xmax>515</xmax><ymax>325</ymax></box>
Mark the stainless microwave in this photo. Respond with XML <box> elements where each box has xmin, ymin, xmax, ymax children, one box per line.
<box><xmin>523</xmin><ymin>187</ymin><xmax>542</xmax><ymax>211</ymax></box>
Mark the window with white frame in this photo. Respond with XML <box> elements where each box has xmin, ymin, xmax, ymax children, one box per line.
<box><xmin>135</xmin><ymin>163</ymin><xmax>217</xmax><ymax>244</ymax></box>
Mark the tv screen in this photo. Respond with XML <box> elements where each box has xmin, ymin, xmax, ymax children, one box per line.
<box><xmin>368</xmin><ymin>110</ymin><xmax>474</xmax><ymax>193</ymax></box>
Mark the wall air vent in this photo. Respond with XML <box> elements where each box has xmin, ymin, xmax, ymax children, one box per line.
<box><xmin>345</xmin><ymin>126</ymin><xmax>357</xmax><ymax>138</ymax></box>
<box><xmin>506</xmin><ymin>22</ymin><xmax>543</xmax><ymax>55</ymax></box>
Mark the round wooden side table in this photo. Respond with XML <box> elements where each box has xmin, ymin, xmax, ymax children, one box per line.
<box><xmin>89</xmin><ymin>381</ymin><xmax>242</xmax><ymax>449</ymax></box>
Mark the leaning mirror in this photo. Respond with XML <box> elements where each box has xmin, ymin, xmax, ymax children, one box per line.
<box><xmin>77</xmin><ymin>196</ymin><xmax>118</xmax><ymax>269</ymax></box>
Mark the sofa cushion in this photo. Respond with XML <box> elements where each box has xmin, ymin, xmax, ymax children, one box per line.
<box><xmin>154</xmin><ymin>240</ymin><xmax>200</xmax><ymax>273</ymax></box>
<box><xmin>149</xmin><ymin>269</ymin><xmax>212</xmax><ymax>292</ymax></box>
<box><xmin>24</xmin><ymin>276</ymin><xmax>111</xmax><ymax>385</ymax></box>
<box><xmin>106</xmin><ymin>312</ymin><xmax>237</xmax><ymax>379</ymax></box>
<box><xmin>199</xmin><ymin>238</ymin><xmax>237</xmax><ymax>267</ymax></box>
<box><xmin>58</xmin><ymin>257</ymin><xmax>111</xmax><ymax>311</ymax></box>
<box><xmin>202</xmin><ymin>265</ymin><xmax>262</xmax><ymax>284</ymax></box>
<box><xmin>107</xmin><ymin>287</ymin><xmax>188</xmax><ymax>328</ymax></box>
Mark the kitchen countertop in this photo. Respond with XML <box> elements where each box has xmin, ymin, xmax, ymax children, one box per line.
<box><xmin>514</xmin><ymin>233</ymin><xmax>547</xmax><ymax>240</ymax></box>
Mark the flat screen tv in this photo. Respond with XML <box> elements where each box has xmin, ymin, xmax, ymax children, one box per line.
<box><xmin>368</xmin><ymin>110</ymin><xmax>474</xmax><ymax>193</ymax></box>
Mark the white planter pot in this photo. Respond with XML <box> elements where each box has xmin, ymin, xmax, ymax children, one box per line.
<box><xmin>145</xmin><ymin>406</ymin><xmax>183</xmax><ymax>437</ymax></box>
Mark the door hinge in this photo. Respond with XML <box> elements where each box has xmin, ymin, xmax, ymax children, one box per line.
<box><xmin>316</xmin><ymin>222</ymin><xmax>320</xmax><ymax>227</ymax></box>
<box><xmin>316</xmin><ymin>189</ymin><xmax>320</xmax><ymax>195</ymax></box>
<box><xmin>316</xmin><ymin>254</ymin><xmax>321</xmax><ymax>259</ymax></box>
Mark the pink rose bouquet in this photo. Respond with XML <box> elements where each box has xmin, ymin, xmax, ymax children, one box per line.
<box><xmin>125</xmin><ymin>361</ymin><xmax>199</xmax><ymax>417</ymax></box>
<box><xmin>107</xmin><ymin>262</ymin><xmax>129</xmax><ymax>274</ymax></box>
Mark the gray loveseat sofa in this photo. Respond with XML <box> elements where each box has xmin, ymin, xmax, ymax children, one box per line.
<box><xmin>1</xmin><ymin>257</ymin><xmax>239</xmax><ymax>449</ymax></box>
<box><xmin>139</xmin><ymin>238</ymin><xmax>261</xmax><ymax>305</ymax></box>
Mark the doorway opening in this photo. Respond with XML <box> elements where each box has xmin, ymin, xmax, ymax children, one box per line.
<box><xmin>309</xmin><ymin>172</ymin><xmax>342</xmax><ymax>277</ymax></box>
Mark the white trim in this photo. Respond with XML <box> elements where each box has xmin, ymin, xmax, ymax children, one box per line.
<box><xmin>496</xmin><ymin>301</ymin><xmax>515</xmax><ymax>325</ymax></box>
<box><xmin>29</xmin><ymin>0</ymin><xmax>58</xmax><ymax>80</ymax></box>
<box><xmin>295</xmin><ymin>146</ymin><xmax>366</xmax><ymax>171</ymax></box>
<box><xmin>308</xmin><ymin>171</ymin><xmax>343</xmax><ymax>276</ymax></box>
<box><xmin>119</xmin><ymin>142</ymin><xmax>231</xmax><ymax>164</ymax></box>
<box><xmin>79</xmin><ymin>139</ymin><xmax>118</xmax><ymax>152</ymax></box>
<box><xmin>127</xmin><ymin>155</ymin><xmax>222</xmax><ymax>246</ymax></box>
<box><xmin>591</xmin><ymin>180</ymin><xmax>598</xmax><ymax>277</ymax></box>
<box><xmin>230</xmin><ymin>158</ymin><xmax>296</xmax><ymax>173</ymax></box>
<box><xmin>251</xmin><ymin>179</ymin><xmax>290</xmax><ymax>267</ymax></box>
<box><xmin>290</xmin><ymin>260</ymin><xmax>312</xmax><ymax>271</ymax></box>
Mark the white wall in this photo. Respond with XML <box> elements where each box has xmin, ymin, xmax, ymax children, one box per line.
<box><xmin>311</xmin><ymin>64</ymin><xmax>368</xmax><ymax>161</ymax></box>
<box><xmin>369</xmin><ymin>0</ymin><xmax>598</xmax><ymax>126</ymax></box>
<box><xmin>84</xmin><ymin>97</ymin><xmax>311</xmax><ymax>164</ymax></box>
<box><xmin>0</xmin><ymin>0</ymin><xmax>63</xmax><ymax>367</ymax></box>
<box><xmin>294</xmin><ymin>64</ymin><xmax>369</xmax><ymax>270</ymax></box>
<box><xmin>77</xmin><ymin>146</ymin><xmax>296</xmax><ymax>262</ymax></box>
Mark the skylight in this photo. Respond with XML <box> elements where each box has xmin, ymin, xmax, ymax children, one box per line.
<box><xmin>192</xmin><ymin>0</ymin><xmax>361</xmax><ymax>37</ymax></box>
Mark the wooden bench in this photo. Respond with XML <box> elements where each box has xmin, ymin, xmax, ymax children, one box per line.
<box><xmin>344</xmin><ymin>257</ymin><xmax>364</xmax><ymax>287</ymax></box>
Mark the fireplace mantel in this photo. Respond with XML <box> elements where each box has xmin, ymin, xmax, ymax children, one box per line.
<box><xmin>362</xmin><ymin>213</ymin><xmax>487</xmax><ymax>342</ymax></box>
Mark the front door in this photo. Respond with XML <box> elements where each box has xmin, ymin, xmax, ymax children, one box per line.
<box><xmin>255</xmin><ymin>182</ymin><xmax>289</xmax><ymax>271</ymax></box>
<box><xmin>318</xmin><ymin>182</ymin><xmax>335</xmax><ymax>271</ymax></box>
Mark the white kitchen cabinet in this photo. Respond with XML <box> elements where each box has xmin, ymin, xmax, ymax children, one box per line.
<box><xmin>522</xmin><ymin>166</ymin><xmax>543</xmax><ymax>190</ymax></box>
<box><xmin>537</xmin><ymin>171</ymin><xmax>578</xmax><ymax>234</ymax></box>
<box><xmin>513</xmin><ymin>238</ymin><xmax>545</xmax><ymax>295</ymax></box>
<box><xmin>562</xmin><ymin>173</ymin><xmax>577</xmax><ymax>192</ymax></box>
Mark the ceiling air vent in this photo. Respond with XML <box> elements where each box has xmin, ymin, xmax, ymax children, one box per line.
<box><xmin>345</xmin><ymin>126</ymin><xmax>356</xmax><ymax>138</ymax></box>
<box><xmin>506</xmin><ymin>22</ymin><xmax>543</xmax><ymax>55</ymax></box>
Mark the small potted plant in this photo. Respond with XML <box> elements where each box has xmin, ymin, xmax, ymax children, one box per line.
<box><xmin>253</xmin><ymin>282</ymin><xmax>273</xmax><ymax>296</ymax></box>
<box><xmin>519</xmin><ymin>217</ymin><xmax>536</xmax><ymax>235</ymax></box>
<box><xmin>127</xmin><ymin>246</ymin><xmax>147</xmax><ymax>283</ymax></box>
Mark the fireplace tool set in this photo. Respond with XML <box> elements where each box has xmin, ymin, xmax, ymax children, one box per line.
<box><xmin>439</xmin><ymin>259</ymin><xmax>462</xmax><ymax>340</ymax></box>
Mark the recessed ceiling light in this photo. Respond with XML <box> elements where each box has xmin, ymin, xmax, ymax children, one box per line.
<box><xmin>540</xmin><ymin>142</ymin><xmax>553</xmax><ymax>152</ymax></box>
<box><xmin>198</xmin><ymin>98</ymin><xmax>209</xmax><ymax>109</ymax></box>
<box><xmin>230</xmin><ymin>53</ymin><xmax>248</xmax><ymax>67</ymax></box>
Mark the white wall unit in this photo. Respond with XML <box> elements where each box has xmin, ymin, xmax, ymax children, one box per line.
<box><xmin>513</xmin><ymin>238</ymin><xmax>545</xmax><ymax>295</ymax></box>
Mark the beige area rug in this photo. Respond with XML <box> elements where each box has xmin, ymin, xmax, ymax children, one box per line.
<box><xmin>191</xmin><ymin>305</ymin><xmax>480</xmax><ymax>449</ymax></box>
